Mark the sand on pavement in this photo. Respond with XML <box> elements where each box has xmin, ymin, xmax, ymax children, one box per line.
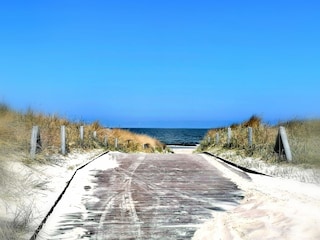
<box><xmin>193</xmin><ymin>154</ymin><xmax>320</xmax><ymax>240</ymax></box>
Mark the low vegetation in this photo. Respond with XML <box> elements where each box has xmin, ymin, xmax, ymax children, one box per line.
<box><xmin>0</xmin><ymin>103</ymin><xmax>166</xmax><ymax>239</ymax></box>
<box><xmin>0</xmin><ymin>103</ymin><xmax>165</xmax><ymax>162</ymax></box>
<box><xmin>198</xmin><ymin>115</ymin><xmax>320</xmax><ymax>182</ymax></box>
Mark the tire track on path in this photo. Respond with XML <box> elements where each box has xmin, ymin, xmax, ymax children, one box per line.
<box><xmin>97</xmin><ymin>154</ymin><xmax>145</xmax><ymax>239</ymax></box>
<box><xmin>36</xmin><ymin>152</ymin><xmax>244</xmax><ymax>239</ymax></box>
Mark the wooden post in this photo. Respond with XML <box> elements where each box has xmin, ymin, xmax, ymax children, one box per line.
<box><xmin>215</xmin><ymin>133</ymin><xmax>219</xmax><ymax>144</ymax></box>
<box><xmin>207</xmin><ymin>136</ymin><xmax>211</xmax><ymax>143</ymax></box>
<box><xmin>248</xmin><ymin>127</ymin><xmax>253</xmax><ymax>147</ymax></box>
<box><xmin>274</xmin><ymin>126</ymin><xmax>292</xmax><ymax>161</ymax></box>
<box><xmin>104</xmin><ymin>136</ymin><xmax>108</xmax><ymax>147</ymax></box>
<box><xmin>93</xmin><ymin>131</ymin><xmax>97</xmax><ymax>139</ymax></box>
<box><xmin>115</xmin><ymin>138</ymin><xmax>118</xmax><ymax>149</ymax></box>
<box><xmin>30</xmin><ymin>126</ymin><xmax>41</xmax><ymax>158</ymax></box>
<box><xmin>80</xmin><ymin>126</ymin><xmax>84</xmax><ymax>141</ymax></box>
<box><xmin>227</xmin><ymin>127</ymin><xmax>232</xmax><ymax>146</ymax></box>
<box><xmin>61</xmin><ymin>125</ymin><xmax>66</xmax><ymax>155</ymax></box>
<box><xmin>280</xmin><ymin>126</ymin><xmax>292</xmax><ymax>161</ymax></box>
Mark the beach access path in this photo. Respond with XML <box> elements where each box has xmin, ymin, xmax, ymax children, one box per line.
<box><xmin>35</xmin><ymin>152</ymin><xmax>244</xmax><ymax>239</ymax></box>
<box><xmin>31</xmin><ymin>149</ymin><xmax>320</xmax><ymax>240</ymax></box>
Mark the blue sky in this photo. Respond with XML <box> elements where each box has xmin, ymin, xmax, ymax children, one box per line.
<box><xmin>1</xmin><ymin>1</ymin><xmax>319</xmax><ymax>128</ymax></box>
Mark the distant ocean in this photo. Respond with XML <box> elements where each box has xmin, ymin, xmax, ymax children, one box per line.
<box><xmin>127</xmin><ymin>128</ymin><xmax>209</xmax><ymax>146</ymax></box>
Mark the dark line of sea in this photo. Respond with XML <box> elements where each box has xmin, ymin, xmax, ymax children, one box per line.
<box><xmin>126</xmin><ymin>128</ymin><xmax>209</xmax><ymax>146</ymax></box>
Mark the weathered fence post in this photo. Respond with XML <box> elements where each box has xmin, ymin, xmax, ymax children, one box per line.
<box><xmin>207</xmin><ymin>136</ymin><xmax>211</xmax><ymax>143</ymax></box>
<box><xmin>227</xmin><ymin>127</ymin><xmax>232</xmax><ymax>146</ymax></box>
<box><xmin>248</xmin><ymin>127</ymin><xmax>253</xmax><ymax>147</ymax></box>
<box><xmin>30</xmin><ymin>126</ymin><xmax>41</xmax><ymax>158</ymax></box>
<box><xmin>115</xmin><ymin>138</ymin><xmax>118</xmax><ymax>149</ymax></box>
<box><xmin>104</xmin><ymin>136</ymin><xmax>108</xmax><ymax>147</ymax></box>
<box><xmin>80</xmin><ymin>126</ymin><xmax>84</xmax><ymax>142</ymax></box>
<box><xmin>61</xmin><ymin>125</ymin><xmax>66</xmax><ymax>155</ymax></box>
<box><xmin>274</xmin><ymin>126</ymin><xmax>292</xmax><ymax>161</ymax></box>
<box><xmin>93</xmin><ymin>131</ymin><xmax>97</xmax><ymax>139</ymax></box>
<box><xmin>215</xmin><ymin>133</ymin><xmax>220</xmax><ymax>145</ymax></box>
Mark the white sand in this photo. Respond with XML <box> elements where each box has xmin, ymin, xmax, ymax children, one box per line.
<box><xmin>193</xmin><ymin>154</ymin><xmax>320</xmax><ymax>240</ymax></box>
<box><xmin>0</xmin><ymin>149</ymin><xmax>105</xmax><ymax>239</ymax></box>
<box><xmin>169</xmin><ymin>145</ymin><xmax>197</xmax><ymax>154</ymax></box>
<box><xmin>38</xmin><ymin>153</ymin><xmax>119</xmax><ymax>239</ymax></box>
<box><xmin>3</xmin><ymin>150</ymin><xmax>320</xmax><ymax>239</ymax></box>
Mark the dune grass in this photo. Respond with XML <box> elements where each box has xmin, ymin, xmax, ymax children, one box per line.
<box><xmin>0</xmin><ymin>203</ymin><xmax>34</xmax><ymax>240</ymax></box>
<box><xmin>0</xmin><ymin>103</ymin><xmax>165</xmax><ymax>163</ymax></box>
<box><xmin>198</xmin><ymin>115</ymin><xmax>320</xmax><ymax>168</ymax></box>
<box><xmin>0</xmin><ymin>103</ymin><xmax>166</xmax><ymax>239</ymax></box>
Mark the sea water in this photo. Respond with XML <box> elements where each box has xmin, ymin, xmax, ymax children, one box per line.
<box><xmin>127</xmin><ymin>128</ymin><xmax>209</xmax><ymax>146</ymax></box>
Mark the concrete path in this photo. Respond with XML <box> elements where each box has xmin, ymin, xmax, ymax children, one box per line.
<box><xmin>37</xmin><ymin>152</ymin><xmax>244</xmax><ymax>239</ymax></box>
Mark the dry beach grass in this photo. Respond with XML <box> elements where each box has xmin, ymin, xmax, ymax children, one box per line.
<box><xmin>198</xmin><ymin>115</ymin><xmax>320</xmax><ymax>183</ymax></box>
<box><xmin>0</xmin><ymin>103</ymin><xmax>165</xmax><ymax>239</ymax></box>
<box><xmin>2</xmin><ymin>105</ymin><xmax>319</xmax><ymax>238</ymax></box>
<box><xmin>0</xmin><ymin>103</ymin><xmax>165</xmax><ymax>159</ymax></box>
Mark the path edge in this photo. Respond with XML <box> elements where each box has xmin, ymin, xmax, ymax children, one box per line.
<box><xmin>29</xmin><ymin>150</ymin><xmax>109</xmax><ymax>240</ymax></box>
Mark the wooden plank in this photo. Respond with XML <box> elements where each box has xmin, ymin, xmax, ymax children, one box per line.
<box><xmin>36</xmin><ymin>153</ymin><xmax>244</xmax><ymax>239</ymax></box>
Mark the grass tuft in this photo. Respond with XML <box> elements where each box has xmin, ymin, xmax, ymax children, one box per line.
<box><xmin>198</xmin><ymin>115</ymin><xmax>320</xmax><ymax>168</ymax></box>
